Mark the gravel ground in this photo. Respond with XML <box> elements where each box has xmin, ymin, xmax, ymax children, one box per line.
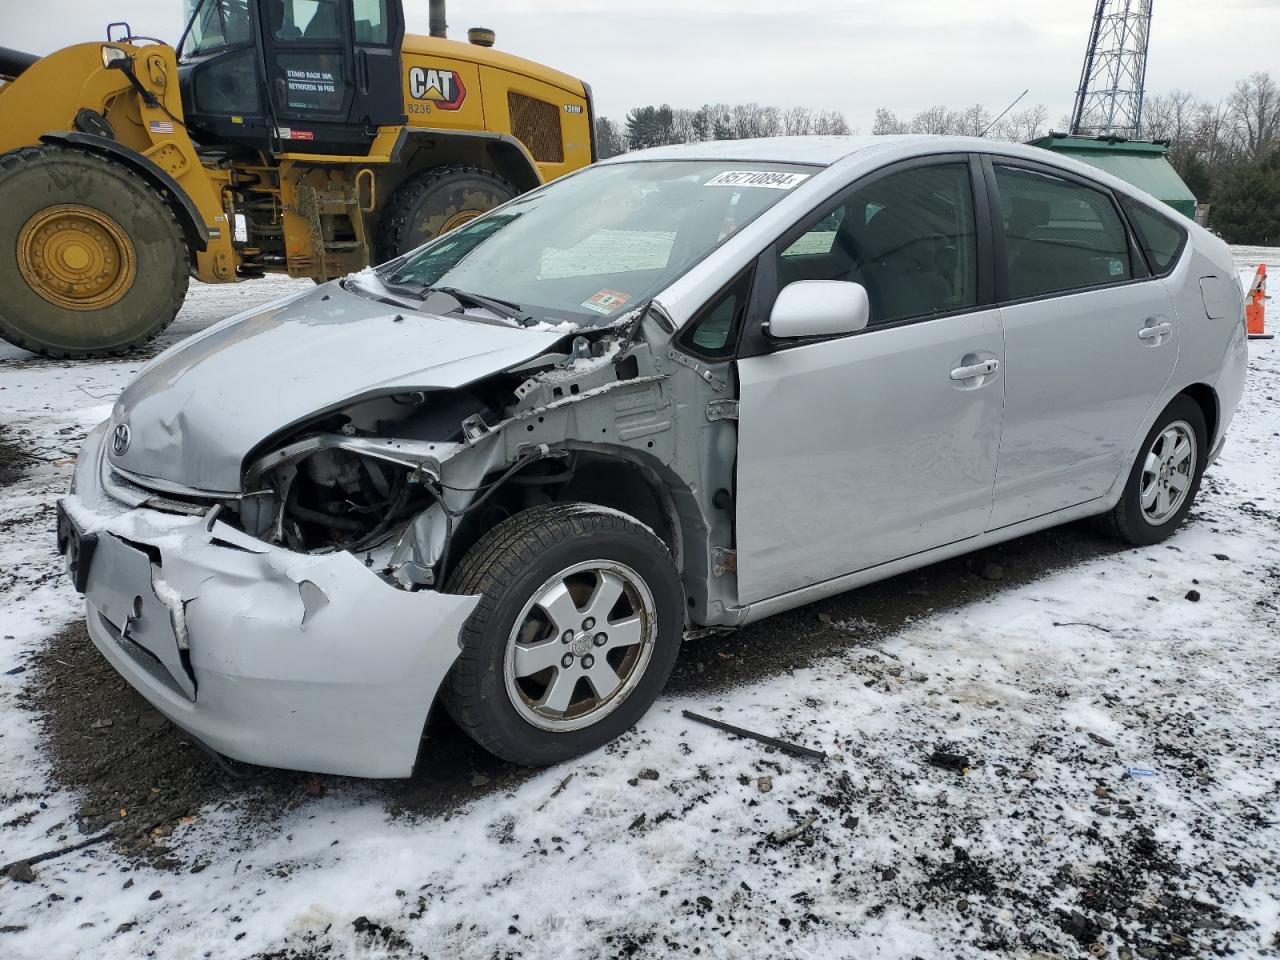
<box><xmin>0</xmin><ymin>255</ymin><xmax>1277</xmax><ymax>958</ymax></box>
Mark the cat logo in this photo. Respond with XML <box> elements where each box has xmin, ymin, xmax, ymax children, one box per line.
<box><xmin>408</xmin><ymin>66</ymin><xmax>466</xmax><ymax>110</ymax></box>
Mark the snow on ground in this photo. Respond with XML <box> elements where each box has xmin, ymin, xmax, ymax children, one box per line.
<box><xmin>0</xmin><ymin>258</ymin><xmax>1278</xmax><ymax>958</ymax></box>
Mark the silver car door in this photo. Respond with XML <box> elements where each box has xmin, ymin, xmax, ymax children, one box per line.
<box><xmin>733</xmin><ymin>158</ymin><xmax>1006</xmax><ymax>606</ymax></box>
<box><xmin>985</xmin><ymin>161</ymin><xmax>1179</xmax><ymax>530</ymax></box>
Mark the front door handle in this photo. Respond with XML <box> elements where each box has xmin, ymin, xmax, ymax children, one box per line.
<box><xmin>950</xmin><ymin>358</ymin><xmax>999</xmax><ymax>380</ymax></box>
<box><xmin>1138</xmin><ymin>320</ymin><xmax>1173</xmax><ymax>341</ymax></box>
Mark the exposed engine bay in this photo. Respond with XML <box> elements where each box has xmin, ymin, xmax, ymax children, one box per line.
<box><xmin>207</xmin><ymin>303</ymin><xmax>702</xmax><ymax>593</ymax></box>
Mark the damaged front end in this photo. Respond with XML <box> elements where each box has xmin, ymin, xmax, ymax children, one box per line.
<box><xmin>226</xmin><ymin>311</ymin><xmax>662</xmax><ymax>591</ymax></box>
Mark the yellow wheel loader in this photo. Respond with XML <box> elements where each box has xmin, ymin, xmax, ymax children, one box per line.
<box><xmin>0</xmin><ymin>0</ymin><xmax>596</xmax><ymax>358</ymax></box>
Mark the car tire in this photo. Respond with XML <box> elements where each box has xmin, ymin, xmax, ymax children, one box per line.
<box><xmin>374</xmin><ymin>165</ymin><xmax>516</xmax><ymax>262</ymax></box>
<box><xmin>442</xmin><ymin>503</ymin><xmax>683</xmax><ymax>766</ymax></box>
<box><xmin>1094</xmin><ymin>395</ymin><xmax>1207</xmax><ymax>546</ymax></box>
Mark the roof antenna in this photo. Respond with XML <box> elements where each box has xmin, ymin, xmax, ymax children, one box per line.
<box><xmin>979</xmin><ymin>89</ymin><xmax>1029</xmax><ymax>138</ymax></box>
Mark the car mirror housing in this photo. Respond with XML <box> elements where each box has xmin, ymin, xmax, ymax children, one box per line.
<box><xmin>767</xmin><ymin>281</ymin><xmax>870</xmax><ymax>339</ymax></box>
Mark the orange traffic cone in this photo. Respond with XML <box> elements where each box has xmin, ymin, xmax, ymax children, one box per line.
<box><xmin>1246</xmin><ymin>264</ymin><xmax>1273</xmax><ymax>340</ymax></box>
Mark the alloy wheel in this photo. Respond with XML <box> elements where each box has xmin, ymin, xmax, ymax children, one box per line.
<box><xmin>1140</xmin><ymin>420</ymin><xmax>1197</xmax><ymax>525</ymax></box>
<box><xmin>503</xmin><ymin>560</ymin><xmax>656</xmax><ymax>732</ymax></box>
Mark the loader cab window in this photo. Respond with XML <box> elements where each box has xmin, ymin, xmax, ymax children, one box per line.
<box><xmin>270</xmin><ymin>0</ymin><xmax>342</xmax><ymax>40</ymax></box>
<box><xmin>180</xmin><ymin>0</ymin><xmax>262</xmax><ymax>118</ymax></box>
<box><xmin>183</xmin><ymin>0</ymin><xmax>254</xmax><ymax>54</ymax></box>
<box><xmin>352</xmin><ymin>0</ymin><xmax>391</xmax><ymax>43</ymax></box>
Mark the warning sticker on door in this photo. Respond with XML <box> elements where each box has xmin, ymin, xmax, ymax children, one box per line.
<box><xmin>285</xmin><ymin>68</ymin><xmax>338</xmax><ymax>111</ymax></box>
<box><xmin>704</xmin><ymin>170</ymin><xmax>810</xmax><ymax>190</ymax></box>
<box><xmin>581</xmin><ymin>289</ymin><xmax>631</xmax><ymax>314</ymax></box>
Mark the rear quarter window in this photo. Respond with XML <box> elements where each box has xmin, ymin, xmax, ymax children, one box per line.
<box><xmin>1121</xmin><ymin>198</ymin><xmax>1188</xmax><ymax>276</ymax></box>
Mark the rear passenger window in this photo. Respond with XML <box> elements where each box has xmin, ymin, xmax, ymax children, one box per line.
<box><xmin>994</xmin><ymin>166</ymin><xmax>1131</xmax><ymax>300</ymax></box>
<box><xmin>1121</xmin><ymin>198</ymin><xmax>1187</xmax><ymax>275</ymax></box>
<box><xmin>776</xmin><ymin>163</ymin><xmax>978</xmax><ymax>326</ymax></box>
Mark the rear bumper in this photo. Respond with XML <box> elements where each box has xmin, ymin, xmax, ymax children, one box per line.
<box><xmin>62</xmin><ymin>422</ymin><xmax>479</xmax><ymax>779</ymax></box>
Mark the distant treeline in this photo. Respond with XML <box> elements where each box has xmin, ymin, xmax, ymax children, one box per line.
<box><xmin>595</xmin><ymin>70</ymin><xmax>1280</xmax><ymax>244</ymax></box>
<box><xmin>595</xmin><ymin>103</ymin><xmax>853</xmax><ymax>158</ymax></box>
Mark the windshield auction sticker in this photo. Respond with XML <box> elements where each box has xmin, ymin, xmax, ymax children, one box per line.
<box><xmin>582</xmin><ymin>289</ymin><xmax>631</xmax><ymax>314</ymax></box>
<box><xmin>704</xmin><ymin>171</ymin><xmax>810</xmax><ymax>189</ymax></box>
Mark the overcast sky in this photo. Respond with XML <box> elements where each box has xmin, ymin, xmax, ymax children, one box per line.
<box><xmin>6</xmin><ymin>1</ymin><xmax>1275</xmax><ymax>127</ymax></box>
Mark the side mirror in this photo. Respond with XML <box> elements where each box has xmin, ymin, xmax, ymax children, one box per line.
<box><xmin>767</xmin><ymin>281</ymin><xmax>870</xmax><ymax>339</ymax></box>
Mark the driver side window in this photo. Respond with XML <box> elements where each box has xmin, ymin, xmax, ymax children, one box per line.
<box><xmin>776</xmin><ymin>163</ymin><xmax>978</xmax><ymax>326</ymax></box>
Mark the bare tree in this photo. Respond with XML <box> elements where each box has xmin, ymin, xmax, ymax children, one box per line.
<box><xmin>783</xmin><ymin>106</ymin><xmax>814</xmax><ymax>137</ymax></box>
<box><xmin>670</xmin><ymin>108</ymin><xmax>699</xmax><ymax>145</ymax></box>
<box><xmin>759</xmin><ymin>105</ymin><xmax>783</xmax><ymax>138</ymax></box>
<box><xmin>910</xmin><ymin>104</ymin><xmax>954</xmax><ymax>135</ymax></box>
<box><xmin>1143</xmin><ymin>89</ymin><xmax>1195</xmax><ymax>141</ymax></box>
<box><xmin>872</xmin><ymin>108</ymin><xmax>910</xmax><ymax>135</ymax></box>
<box><xmin>1191</xmin><ymin>99</ymin><xmax>1233</xmax><ymax>165</ymax></box>
<box><xmin>955</xmin><ymin>103</ymin><xmax>992</xmax><ymax>137</ymax></box>
<box><xmin>1229</xmin><ymin>71</ymin><xmax>1280</xmax><ymax>160</ymax></box>
<box><xmin>813</xmin><ymin>110</ymin><xmax>851</xmax><ymax>135</ymax></box>
<box><xmin>998</xmin><ymin>104</ymin><xmax>1049</xmax><ymax>142</ymax></box>
<box><xmin>731</xmin><ymin>102</ymin><xmax>767</xmax><ymax>140</ymax></box>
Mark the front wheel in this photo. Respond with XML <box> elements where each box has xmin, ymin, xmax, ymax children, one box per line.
<box><xmin>1095</xmin><ymin>395</ymin><xmax>1207</xmax><ymax>545</ymax></box>
<box><xmin>443</xmin><ymin>503</ymin><xmax>683</xmax><ymax>765</ymax></box>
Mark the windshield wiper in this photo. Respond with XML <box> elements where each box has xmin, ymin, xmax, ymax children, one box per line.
<box><xmin>430</xmin><ymin>286</ymin><xmax>533</xmax><ymax>326</ymax></box>
<box><xmin>374</xmin><ymin>277</ymin><xmax>532</xmax><ymax>326</ymax></box>
<box><xmin>351</xmin><ymin>271</ymin><xmax>535</xmax><ymax>326</ymax></box>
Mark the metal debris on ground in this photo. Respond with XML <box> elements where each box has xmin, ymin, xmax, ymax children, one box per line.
<box><xmin>770</xmin><ymin>814</ymin><xmax>819</xmax><ymax>844</ymax></box>
<box><xmin>534</xmin><ymin>772</ymin><xmax>575</xmax><ymax>812</ymax></box>
<box><xmin>681</xmin><ymin>710</ymin><xmax>827</xmax><ymax>762</ymax></box>
<box><xmin>927</xmin><ymin>751</ymin><xmax>971</xmax><ymax>774</ymax></box>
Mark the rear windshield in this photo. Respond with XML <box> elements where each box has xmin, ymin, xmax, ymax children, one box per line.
<box><xmin>383</xmin><ymin>161</ymin><xmax>817</xmax><ymax>328</ymax></box>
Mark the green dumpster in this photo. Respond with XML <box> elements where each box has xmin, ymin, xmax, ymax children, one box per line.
<box><xmin>1030</xmin><ymin>135</ymin><xmax>1198</xmax><ymax>219</ymax></box>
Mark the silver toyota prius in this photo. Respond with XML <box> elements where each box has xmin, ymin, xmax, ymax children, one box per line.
<box><xmin>58</xmin><ymin>136</ymin><xmax>1248</xmax><ymax>776</ymax></box>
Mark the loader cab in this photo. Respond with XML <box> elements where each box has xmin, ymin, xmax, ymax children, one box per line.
<box><xmin>177</xmin><ymin>0</ymin><xmax>406</xmax><ymax>155</ymax></box>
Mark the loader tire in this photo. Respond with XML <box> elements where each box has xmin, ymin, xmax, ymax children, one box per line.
<box><xmin>0</xmin><ymin>145</ymin><xmax>189</xmax><ymax>358</ymax></box>
<box><xmin>374</xmin><ymin>165</ymin><xmax>516</xmax><ymax>263</ymax></box>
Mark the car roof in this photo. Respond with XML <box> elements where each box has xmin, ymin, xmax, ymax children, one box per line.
<box><xmin>599</xmin><ymin>135</ymin><xmax>904</xmax><ymax>166</ymax></box>
<box><xmin>598</xmin><ymin>134</ymin><xmax>1113</xmax><ymax>175</ymax></box>
<box><xmin>600</xmin><ymin>134</ymin><xmax>1214</xmax><ymax>225</ymax></box>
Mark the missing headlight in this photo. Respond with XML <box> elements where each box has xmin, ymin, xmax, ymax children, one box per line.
<box><xmin>278</xmin><ymin>449</ymin><xmax>433</xmax><ymax>554</ymax></box>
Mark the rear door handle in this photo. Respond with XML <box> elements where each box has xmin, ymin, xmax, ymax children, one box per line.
<box><xmin>950</xmin><ymin>358</ymin><xmax>999</xmax><ymax>380</ymax></box>
<box><xmin>1138</xmin><ymin>321</ymin><xmax>1173</xmax><ymax>341</ymax></box>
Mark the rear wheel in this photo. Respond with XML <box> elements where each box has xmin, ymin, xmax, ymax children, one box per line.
<box><xmin>1095</xmin><ymin>395</ymin><xmax>1207</xmax><ymax>546</ymax></box>
<box><xmin>443</xmin><ymin>503</ymin><xmax>683</xmax><ymax>765</ymax></box>
<box><xmin>374</xmin><ymin>165</ymin><xmax>515</xmax><ymax>262</ymax></box>
<box><xmin>0</xmin><ymin>146</ymin><xmax>189</xmax><ymax>358</ymax></box>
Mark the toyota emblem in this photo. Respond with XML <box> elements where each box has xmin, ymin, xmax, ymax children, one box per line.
<box><xmin>111</xmin><ymin>423</ymin><xmax>131</xmax><ymax>457</ymax></box>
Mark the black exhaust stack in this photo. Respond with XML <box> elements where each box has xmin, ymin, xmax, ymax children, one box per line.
<box><xmin>429</xmin><ymin>0</ymin><xmax>448</xmax><ymax>38</ymax></box>
<box><xmin>0</xmin><ymin>46</ymin><xmax>39</xmax><ymax>81</ymax></box>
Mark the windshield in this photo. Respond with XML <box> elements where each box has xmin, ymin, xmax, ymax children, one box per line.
<box><xmin>183</xmin><ymin>0</ymin><xmax>254</xmax><ymax>56</ymax></box>
<box><xmin>383</xmin><ymin>161</ymin><xmax>817</xmax><ymax>328</ymax></box>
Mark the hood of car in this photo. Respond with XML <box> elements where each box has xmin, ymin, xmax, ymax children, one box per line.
<box><xmin>107</xmin><ymin>284</ymin><xmax>565</xmax><ymax>495</ymax></box>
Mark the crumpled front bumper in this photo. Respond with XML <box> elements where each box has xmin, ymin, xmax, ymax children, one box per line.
<box><xmin>58</xmin><ymin>421</ymin><xmax>479</xmax><ymax>778</ymax></box>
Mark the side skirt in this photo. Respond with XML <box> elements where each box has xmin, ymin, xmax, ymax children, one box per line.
<box><xmin>726</xmin><ymin>496</ymin><xmax>1114</xmax><ymax>627</ymax></box>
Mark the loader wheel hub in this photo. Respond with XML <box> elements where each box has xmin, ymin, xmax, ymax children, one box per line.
<box><xmin>439</xmin><ymin>209</ymin><xmax>484</xmax><ymax>234</ymax></box>
<box><xmin>18</xmin><ymin>204</ymin><xmax>136</xmax><ymax>311</ymax></box>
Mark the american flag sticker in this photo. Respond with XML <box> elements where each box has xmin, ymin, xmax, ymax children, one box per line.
<box><xmin>148</xmin><ymin>119</ymin><xmax>174</xmax><ymax>134</ymax></box>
